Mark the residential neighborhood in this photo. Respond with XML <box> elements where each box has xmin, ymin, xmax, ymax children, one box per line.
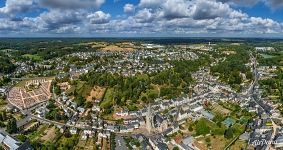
<box><xmin>1</xmin><ymin>39</ymin><xmax>283</xmax><ymax>150</ymax></box>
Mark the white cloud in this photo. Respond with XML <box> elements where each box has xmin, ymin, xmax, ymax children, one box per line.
<box><xmin>133</xmin><ymin>8</ymin><xmax>156</xmax><ymax>23</ymax></box>
<box><xmin>250</xmin><ymin>17</ymin><xmax>280</xmax><ymax>28</ymax></box>
<box><xmin>87</xmin><ymin>11</ymin><xmax>111</xmax><ymax>24</ymax></box>
<box><xmin>192</xmin><ymin>0</ymin><xmax>232</xmax><ymax>20</ymax></box>
<box><xmin>139</xmin><ymin>0</ymin><xmax>163</xmax><ymax>8</ymax></box>
<box><xmin>159</xmin><ymin>0</ymin><xmax>191</xmax><ymax>19</ymax></box>
<box><xmin>0</xmin><ymin>0</ymin><xmax>35</xmax><ymax>15</ymax></box>
<box><xmin>124</xmin><ymin>4</ymin><xmax>135</xmax><ymax>13</ymax></box>
<box><xmin>0</xmin><ymin>0</ymin><xmax>283</xmax><ymax>37</ymax></box>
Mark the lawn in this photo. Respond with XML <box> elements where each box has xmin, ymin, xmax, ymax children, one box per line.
<box><xmin>56</xmin><ymin>134</ymin><xmax>79</xmax><ymax>150</ymax></box>
<box><xmin>196</xmin><ymin>135</ymin><xmax>228</xmax><ymax>150</ymax></box>
<box><xmin>67</xmin><ymin>81</ymin><xmax>93</xmax><ymax>99</ymax></box>
<box><xmin>100</xmin><ymin>87</ymin><xmax>113</xmax><ymax>109</ymax></box>
<box><xmin>0</xmin><ymin>98</ymin><xmax>7</xmax><ymax>105</ymax></box>
<box><xmin>230</xmin><ymin>140</ymin><xmax>247</xmax><ymax>150</ymax></box>
<box><xmin>209</xmin><ymin>135</ymin><xmax>230</xmax><ymax>150</ymax></box>
<box><xmin>40</xmin><ymin>126</ymin><xmax>57</xmax><ymax>142</ymax></box>
<box><xmin>260</xmin><ymin>54</ymin><xmax>276</xmax><ymax>59</ymax></box>
<box><xmin>0</xmin><ymin>99</ymin><xmax>7</xmax><ymax>111</ymax></box>
<box><xmin>22</xmin><ymin>54</ymin><xmax>43</xmax><ymax>61</ymax></box>
<box><xmin>27</xmin><ymin>124</ymin><xmax>49</xmax><ymax>142</ymax></box>
<box><xmin>191</xmin><ymin>118</ymin><xmax>245</xmax><ymax>150</ymax></box>
<box><xmin>75</xmin><ymin>135</ymin><xmax>96</xmax><ymax>150</ymax></box>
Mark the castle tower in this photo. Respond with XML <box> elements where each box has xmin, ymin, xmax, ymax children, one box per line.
<box><xmin>146</xmin><ymin>104</ymin><xmax>153</xmax><ymax>134</ymax></box>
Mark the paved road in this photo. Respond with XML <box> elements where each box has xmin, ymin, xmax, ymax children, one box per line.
<box><xmin>16</xmin><ymin>115</ymin><xmax>31</xmax><ymax>128</ymax></box>
<box><xmin>225</xmin><ymin>53</ymin><xmax>265</xmax><ymax>150</ymax></box>
<box><xmin>249</xmin><ymin>53</ymin><xmax>276</xmax><ymax>150</ymax></box>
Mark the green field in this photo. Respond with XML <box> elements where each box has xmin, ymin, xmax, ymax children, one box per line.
<box><xmin>100</xmin><ymin>87</ymin><xmax>113</xmax><ymax>109</ymax></box>
<box><xmin>27</xmin><ymin>124</ymin><xmax>49</xmax><ymax>142</ymax></box>
<box><xmin>67</xmin><ymin>81</ymin><xmax>92</xmax><ymax>98</ymax></box>
<box><xmin>260</xmin><ymin>54</ymin><xmax>276</xmax><ymax>59</ymax></box>
<box><xmin>22</xmin><ymin>54</ymin><xmax>43</xmax><ymax>61</ymax></box>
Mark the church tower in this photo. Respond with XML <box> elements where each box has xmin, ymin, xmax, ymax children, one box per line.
<box><xmin>146</xmin><ymin>104</ymin><xmax>153</xmax><ymax>134</ymax></box>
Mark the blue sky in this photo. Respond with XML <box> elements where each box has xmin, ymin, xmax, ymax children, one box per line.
<box><xmin>0</xmin><ymin>0</ymin><xmax>283</xmax><ymax>37</ymax></box>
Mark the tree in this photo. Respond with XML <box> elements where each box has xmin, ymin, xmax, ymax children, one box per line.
<box><xmin>47</xmin><ymin>101</ymin><xmax>56</xmax><ymax>109</ymax></box>
<box><xmin>6</xmin><ymin>117</ymin><xmax>17</xmax><ymax>134</ymax></box>
<box><xmin>1</xmin><ymin>111</ymin><xmax>7</xmax><ymax>121</ymax></box>
<box><xmin>75</xmin><ymin>95</ymin><xmax>86</xmax><ymax>107</ymax></box>
<box><xmin>195</xmin><ymin>119</ymin><xmax>210</xmax><ymax>135</ymax></box>
<box><xmin>0</xmin><ymin>112</ymin><xmax>3</xmax><ymax>121</ymax></box>
<box><xmin>16</xmin><ymin>134</ymin><xmax>27</xmax><ymax>142</ymax></box>
<box><xmin>85</xmin><ymin>113</ymin><xmax>92</xmax><ymax>120</ymax></box>
<box><xmin>173</xmin><ymin>147</ymin><xmax>179</xmax><ymax>150</ymax></box>
<box><xmin>205</xmin><ymin>137</ymin><xmax>211</xmax><ymax>143</ymax></box>
<box><xmin>54</xmin><ymin>86</ymin><xmax>61</xmax><ymax>95</ymax></box>
<box><xmin>85</xmin><ymin>101</ymin><xmax>93</xmax><ymax>108</ymax></box>
<box><xmin>224</xmin><ymin>127</ymin><xmax>234</xmax><ymax>139</ymax></box>
<box><xmin>188</xmin><ymin>125</ymin><xmax>193</xmax><ymax>131</ymax></box>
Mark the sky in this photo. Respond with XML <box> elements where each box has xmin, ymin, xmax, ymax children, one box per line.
<box><xmin>0</xmin><ymin>0</ymin><xmax>283</xmax><ymax>37</ymax></box>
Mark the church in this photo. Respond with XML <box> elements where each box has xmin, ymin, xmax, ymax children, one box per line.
<box><xmin>146</xmin><ymin>105</ymin><xmax>169</xmax><ymax>133</ymax></box>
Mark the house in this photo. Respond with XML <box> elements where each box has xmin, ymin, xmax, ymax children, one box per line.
<box><xmin>119</xmin><ymin>125</ymin><xmax>134</xmax><ymax>133</ymax></box>
<box><xmin>239</xmin><ymin>132</ymin><xmax>250</xmax><ymax>141</ymax></box>
<box><xmin>92</xmin><ymin>105</ymin><xmax>100</xmax><ymax>112</ymax></box>
<box><xmin>0</xmin><ymin>87</ymin><xmax>7</xmax><ymax>96</ymax></box>
<box><xmin>149</xmin><ymin>137</ymin><xmax>168</xmax><ymax>150</ymax></box>
<box><xmin>255</xmin><ymin>47</ymin><xmax>274</xmax><ymax>52</ymax></box>
<box><xmin>126</xmin><ymin>125</ymin><xmax>135</xmax><ymax>132</ymax></box>
<box><xmin>133</xmin><ymin>134</ymin><xmax>151</xmax><ymax>150</ymax></box>
<box><xmin>177</xmin><ymin>136</ymin><xmax>207</xmax><ymax>150</ymax></box>
<box><xmin>129</xmin><ymin>111</ymin><xmax>138</xmax><ymax>116</ymax></box>
<box><xmin>106</xmin><ymin>125</ymin><xmax>115</xmax><ymax>132</ymax></box>
<box><xmin>178</xmin><ymin>136</ymin><xmax>196</xmax><ymax>150</ymax></box>
<box><xmin>35</xmin><ymin>107</ymin><xmax>48</xmax><ymax>118</ymax></box>
<box><xmin>177</xmin><ymin>108</ymin><xmax>191</xmax><ymax>121</ymax></box>
<box><xmin>130</xmin><ymin>122</ymin><xmax>139</xmax><ymax>129</ymax></box>
<box><xmin>59</xmin><ymin>126</ymin><xmax>67</xmax><ymax>133</ymax></box>
<box><xmin>105</xmin><ymin>131</ymin><xmax>111</xmax><ymax>138</ymax></box>
<box><xmin>70</xmin><ymin>102</ymin><xmax>77</xmax><ymax>109</ymax></box>
<box><xmin>62</xmin><ymin>94</ymin><xmax>68</xmax><ymax>102</ymax></box>
<box><xmin>0</xmin><ymin>132</ymin><xmax>33</xmax><ymax>150</ymax></box>
<box><xmin>5</xmin><ymin>105</ymin><xmax>16</xmax><ymax>113</ymax></box>
<box><xmin>119</xmin><ymin>126</ymin><xmax>128</xmax><ymax>133</ymax></box>
<box><xmin>116</xmin><ymin>109</ymin><xmax>129</xmax><ymax>117</ymax></box>
<box><xmin>139</xmin><ymin>117</ymin><xmax>146</xmax><ymax>126</ymax></box>
<box><xmin>201</xmin><ymin>110</ymin><xmax>215</xmax><ymax>121</ymax></box>
<box><xmin>274</xmin><ymin>136</ymin><xmax>283</xmax><ymax>148</ymax></box>
<box><xmin>81</xmin><ymin>134</ymin><xmax>88</xmax><ymax>140</ymax></box>
<box><xmin>222</xmin><ymin>118</ymin><xmax>236</xmax><ymax>127</ymax></box>
<box><xmin>248</xmin><ymin>107</ymin><xmax>257</xmax><ymax>113</ymax></box>
<box><xmin>83</xmin><ymin>128</ymin><xmax>92</xmax><ymax>136</ymax></box>
<box><xmin>70</xmin><ymin>127</ymin><xmax>77</xmax><ymax>135</ymax></box>
<box><xmin>191</xmin><ymin>104</ymin><xmax>203</xmax><ymax>112</ymax></box>
<box><xmin>163</xmin><ymin>123</ymin><xmax>179</xmax><ymax>136</ymax></box>
<box><xmin>255</xmin><ymin>126</ymin><xmax>272</xmax><ymax>133</ymax></box>
<box><xmin>77</xmin><ymin>107</ymin><xmax>85</xmax><ymax>114</ymax></box>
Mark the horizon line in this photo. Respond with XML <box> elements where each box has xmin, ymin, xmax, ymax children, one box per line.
<box><xmin>0</xmin><ymin>36</ymin><xmax>283</xmax><ymax>39</ymax></box>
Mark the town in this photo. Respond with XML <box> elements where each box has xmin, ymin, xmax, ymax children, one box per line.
<box><xmin>0</xmin><ymin>39</ymin><xmax>283</xmax><ymax>150</ymax></box>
